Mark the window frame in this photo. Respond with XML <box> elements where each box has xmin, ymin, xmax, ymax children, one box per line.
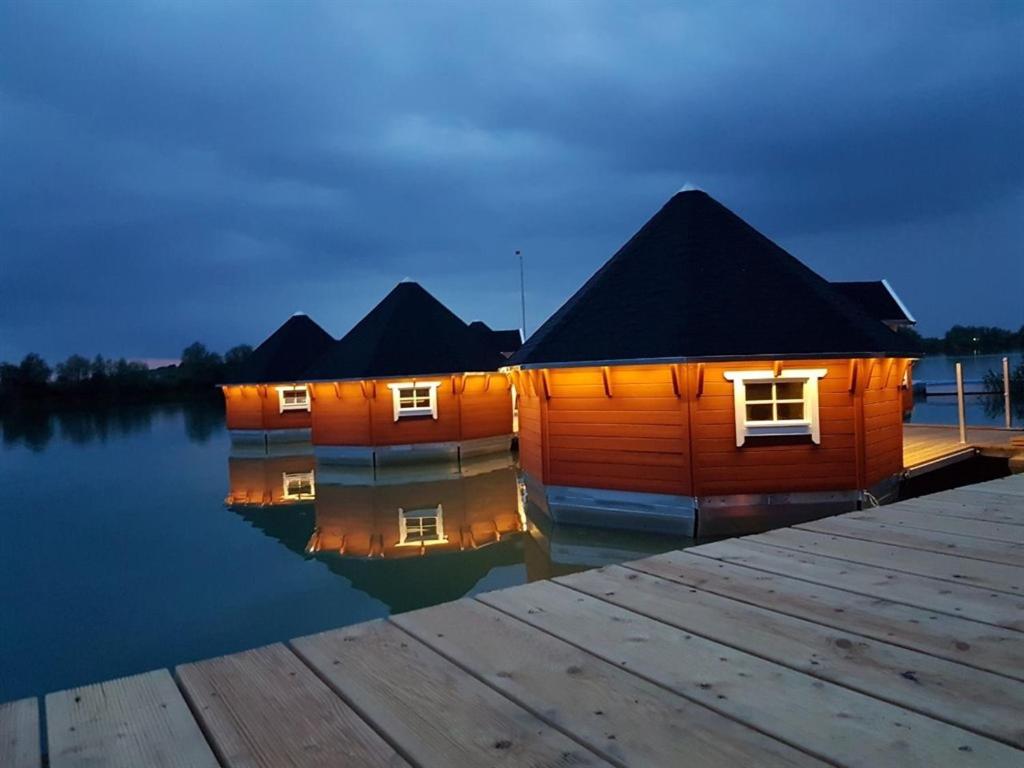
<box><xmin>281</xmin><ymin>470</ymin><xmax>316</xmax><ymax>501</ymax></box>
<box><xmin>276</xmin><ymin>385</ymin><xmax>311</xmax><ymax>413</ymax></box>
<box><xmin>723</xmin><ymin>369</ymin><xmax>827</xmax><ymax>447</ymax></box>
<box><xmin>397</xmin><ymin>504</ymin><xmax>447</xmax><ymax>546</ymax></box>
<box><xmin>386</xmin><ymin>380</ymin><xmax>441</xmax><ymax>421</ymax></box>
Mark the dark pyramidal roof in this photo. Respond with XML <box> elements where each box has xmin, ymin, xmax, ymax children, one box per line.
<box><xmin>831</xmin><ymin>280</ymin><xmax>915</xmax><ymax>326</ymax></box>
<box><xmin>304</xmin><ymin>282</ymin><xmax>504</xmax><ymax>380</ymax></box>
<box><xmin>468</xmin><ymin>321</ymin><xmax>524</xmax><ymax>357</ymax></box>
<box><xmin>231</xmin><ymin>313</ymin><xmax>334</xmax><ymax>384</ymax></box>
<box><xmin>512</xmin><ymin>190</ymin><xmax>916</xmax><ymax>367</ymax></box>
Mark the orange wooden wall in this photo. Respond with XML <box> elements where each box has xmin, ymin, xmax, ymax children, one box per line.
<box><xmin>222</xmin><ymin>385</ymin><xmax>313</xmax><ymax>431</ymax></box>
<box><xmin>313</xmin><ymin>467</ymin><xmax>521</xmax><ymax>557</ymax></box>
<box><xmin>309</xmin><ymin>374</ymin><xmax>513</xmax><ymax>447</ymax></box>
<box><xmin>516</xmin><ymin>358</ymin><xmax>909</xmax><ymax>498</ymax></box>
<box><xmin>226</xmin><ymin>455</ymin><xmax>316</xmax><ymax>505</ymax></box>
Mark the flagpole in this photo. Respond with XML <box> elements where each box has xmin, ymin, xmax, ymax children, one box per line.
<box><xmin>517</xmin><ymin>249</ymin><xmax>526</xmax><ymax>338</ymax></box>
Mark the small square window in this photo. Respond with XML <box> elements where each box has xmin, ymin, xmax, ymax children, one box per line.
<box><xmin>276</xmin><ymin>385</ymin><xmax>310</xmax><ymax>413</ymax></box>
<box><xmin>387</xmin><ymin>381</ymin><xmax>441</xmax><ymax>421</ymax></box>
<box><xmin>282</xmin><ymin>471</ymin><xmax>315</xmax><ymax>500</ymax></box>
<box><xmin>398</xmin><ymin>504</ymin><xmax>447</xmax><ymax>546</ymax></box>
<box><xmin>724</xmin><ymin>369</ymin><xmax>826</xmax><ymax>446</ymax></box>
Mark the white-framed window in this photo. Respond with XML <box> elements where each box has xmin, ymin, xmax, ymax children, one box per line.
<box><xmin>386</xmin><ymin>380</ymin><xmax>441</xmax><ymax>421</ymax></box>
<box><xmin>397</xmin><ymin>504</ymin><xmax>446</xmax><ymax>546</ymax></box>
<box><xmin>723</xmin><ymin>369</ymin><xmax>827</xmax><ymax>447</ymax></box>
<box><xmin>276</xmin><ymin>385</ymin><xmax>310</xmax><ymax>413</ymax></box>
<box><xmin>282</xmin><ymin>470</ymin><xmax>315</xmax><ymax>500</ymax></box>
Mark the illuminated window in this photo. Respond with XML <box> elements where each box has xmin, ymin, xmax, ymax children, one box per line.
<box><xmin>276</xmin><ymin>385</ymin><xmax>310</xmax><ymax>413</ymax></box>
<box><xmin>282</xmin><ymin>471</ymin><xmax>315</xmax><ymax>500</ymax></box>
<box><xmin>724</xmin><ymin>369</ymin><xmax>827</xmax><ymax>446</ymax></box>
<box><xmin>386</xmin><ymin>381</ymin><xmax>441</xmax><ymax>421</ymax></box>
<box><xmin>398</xmin><ymin>504</ymin><xmax>446</xmax><ymax>545</ymax></box>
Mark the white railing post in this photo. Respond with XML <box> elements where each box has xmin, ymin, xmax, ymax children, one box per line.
<box><xmin>956</xmin><ymin>362</ymin><xmax>967</xmax><ymax>444</ymax></box>
<box><xmin>1004</xmin><ymin>356</ymin><xmax>1012</xmax><ymax>429</ymax></box>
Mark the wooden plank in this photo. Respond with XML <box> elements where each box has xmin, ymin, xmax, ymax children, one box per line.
<box><xmin>630</xmin><ymin>549</ymin><xmax>1024</xmax><ymax>680</ymax></box>
<box><xmin>839</xmin><ymin>507</ymin><xmax>1024</xmax><ymax>543</ymax></box>
<box><xmin>177</xmin><ymin>643</ymin><xmax>405</xmax><ymax>768</ymax></box>
<box><xmin>45</xmin><ymin>669</ymin><xmax>218</xmax><ymax>768</ymax></box>
<box><xmin>392</xmin><ymin>598</ymin><xmax>823</xmax><ymax>768</ymax></box>
<box><xmin>560</xmin><ymin>565</ymin><xmax>1024</xmax><ymax>747</ymax></box>
<box><xmin>480</xmin><ymin>580</ymin><xmax>1017</xmax><ymax>767</ymax></box>
<box><xmin>904</xmin><ymin>491</ymin><xmax>1024</xmax><ymax>525</ymax></box>
<box><xmin>798</xmin><ymin>515</ymin><xmax>1024</xmax><ymax>567</ymax></box>
<box><xmin>956</xmin><ymin>477</ymin><xmax>1024</xmax><ymax>497</ymax></box>
<box><xmin>291</xmin><ymin>619</ymin><xmax>609</xmax><ymax>767</ymax></box>
<box><xmin>897</xmin><ymin>497</ymin><xmax>1024</xmax><ymax>527</ymax></box>
<box><xmin>690</xmin><ymin>538</ymin><xmax>1024</xmax><ymax>631</ymax></box>
<box><xmin>0</xmin><ymin>698</ymin><xmax>40</xmax><ymax>768</ymax></box>
<box><xmin>752</xmin><ymin>527</ymin><xmax>1024</xmax><ymax>595</ymax></box>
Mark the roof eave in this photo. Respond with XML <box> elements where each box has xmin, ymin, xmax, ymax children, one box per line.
<box><xmin>512</xmin><ymin>350</ymin><xmax>919</xmax><ymax>370</ymax></box>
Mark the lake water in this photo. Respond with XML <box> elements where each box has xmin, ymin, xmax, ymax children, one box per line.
<box><xmin>908</xmin><ymin>352</ymin><xmax>1022</xmax><ymax>426</ymax></box>
<box><xmin>0</xmin><ymin>402</ymin><xmax>689</xmax><ymax>702</ymax></box>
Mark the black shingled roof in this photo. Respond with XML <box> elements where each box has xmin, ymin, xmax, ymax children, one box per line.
<box><xmin>831</xmin><ymin>281</ymin><xmax>915</xmax><ymax>325</ymax></box>
<box><xmin>468</xmin><ymin>321</ymin><xmax>524</xmax><ymax>357</ymax></box>
<box><xmin>304</xmin><ymin>282</ymin><xmax>504</xmax><ymax>381</ymax></box>
<box><xmin>230</xmin><ymin>313</ymin><xmax>335</xmax><ymax>384</ymax></box>
<box><xmin>511</xmin><ymin>191</ymin><xmax>916</xmax><ymax>367</ymax></box>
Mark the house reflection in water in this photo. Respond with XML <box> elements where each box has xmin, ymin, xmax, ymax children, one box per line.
<box><xmin>222</xmin><ymin>452</ymin><xmax>688</xmax><ymax>614</ymax></box>
<box><xmin>308</xmin><ymin>459</ymin><xmax>523</xmax><ymax>559</ymax></box>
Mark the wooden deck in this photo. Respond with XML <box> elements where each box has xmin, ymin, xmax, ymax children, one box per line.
<box><xmin>5</xmin><ymin>474</ymin><xmax>1024</xmax><ymax>767</ymax></box>
<box><xmin>903</xmin><ymin>423</ymin><xmax>1024</xmax><ymax>474</ymax></box>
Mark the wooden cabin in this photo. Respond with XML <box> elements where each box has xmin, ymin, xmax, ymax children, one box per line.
<box><xmin>221</xmin><ymin>313</ymin><xmax>334</xmax><ymax>450</ymax></box>
<box><xmin>307</xmin><ymin>465</ymin><xmax>523</xmax><ymax>558</ymax></box>
<box><xmin>225</xmin><ymin>454</ymin><xmax>317</xmax><ymax>506</ymax></box>
<box><xmin>305</xmin><ymin>282</ymin><xmax>517</xmax><ymax>472</ymax></box>
<box><xmin>509</xmin><ymin>190</ymin><xmax>918</xmax><ymax>537</ymax></box>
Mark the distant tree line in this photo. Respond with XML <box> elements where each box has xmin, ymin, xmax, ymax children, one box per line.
<box><xmin>901</xmin><ymin>324</ymin><xmax>1024</xmax><ymax>356</ymax></box>
<box><xmin>0</xmin><ymin>342</ymin><xmax>252</xmax><ymax>404</ymax></box>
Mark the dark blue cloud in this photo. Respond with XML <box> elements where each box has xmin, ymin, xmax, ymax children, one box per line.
<box><xmin>1</xmin><ymin>0</ymin><xmax>1021</xmax><ymax>362</ymax></box>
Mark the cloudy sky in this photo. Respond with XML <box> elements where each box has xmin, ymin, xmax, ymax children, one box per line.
<box><xmin>1</xmin><ymin>1</ymin><xmax>1022</xmax><ymax>363</ymax></box>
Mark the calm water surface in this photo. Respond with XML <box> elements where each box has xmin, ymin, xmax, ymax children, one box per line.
<box><xmin>0</xmin><ymin>402</ymin><xmax>687</xmax><ymax>701</ymax></box>
<box><xmin>909</xmin><ymin>352</ymin><xmax>1022</xmax><ymax>426</ymax></box>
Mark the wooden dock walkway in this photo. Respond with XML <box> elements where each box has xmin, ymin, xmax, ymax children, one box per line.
<box><xmin>903</xmin><ymin>423</ymin><xmax>1024</xmax><ymax>475</ymax></box>
<box><xmin>4</xmin><ymin>474</ymin><xmax>1024</xmax><ymax>767</ymax></box>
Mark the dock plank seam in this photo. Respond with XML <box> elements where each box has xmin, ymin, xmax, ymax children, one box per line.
<box><xmin>283</xmin><ymin>639</ymin><xmax>429</xmax><ymax>768</ymax></box>
<box><xmin>619</xmin><ymin>556</ymin><xmax>1024</xmax><ymax>683</ymax></box>
<box><xmin>564</xmin><ymin>566</ymin><xmax>1024</xmax><ymax>747</ymax></box>
<box><xmin>383</xmin><ymin>616</ymin><xmax>633</xmax><ymax>768</ymax></box>
<box><xmin>741</xmin><ymin>529</ymin><xmax>1024</xmax><ymax>596</ymax></box>
<box><xmin>473</xmin><ymin>591</ymin><xmax>843</xmax><ymax>767</ymax></box>
<box><xmin>685</xmin><ymin>544</ymin><xmax>1024</xmax><ymax>632</ymax></box>
<box><xmin>794</xmin><ymin>519</ymin><xmax>1024</xmax><ymax>567</ymax></box>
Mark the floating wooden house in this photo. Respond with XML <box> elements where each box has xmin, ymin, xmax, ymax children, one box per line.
<box><xmin>221</xmin><ymin>313</ymin><xmax>335</xmax><ymax>449</ymax></box>
<box><xmin>304</xmin><ymin>282</ymin><xmax>516</xmax><ymax>471</ymax></box>
<box><xmin>509</xmin><ymin>190</ymin><xmax>918</xmax><ymax>537</ymax></box>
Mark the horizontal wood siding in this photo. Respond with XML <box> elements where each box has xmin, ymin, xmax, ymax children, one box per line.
<box><xmin>311</xmin><ymin>377</ymin><xmax>511</xmax><ymax>447</ymax></box>
<box><xmin>459</xmin><ymin>375</ymin><xmax>514</xmax><ymax>440</ymax></box>
<box><xmin>691</xmin><ymin>360</ymin><xmax>858</xmax><ymax>496</ymax></box>
<box><xmin>223</xmin><ymin>386</ymin><xmax>264</xmax><ymax>430</ymax></box>
<box><xmin>310</xmin><ymin>382</ymin><xmax>373</xmax><ymax>445</ymax></box>
<box><xmin>543</xmin><ymin>366</ymin><xmax>691</xmax><ymax>495</ymax></box>
<box><xmin>863</xmin><ymin>360</ymin><xmax>904</xmax><ymax>485</ymax></box>
<box><xmin>517</xmin><ymin>383</ymin><xmax>545</xmax><ymax>481</ymax></box>
<box><xmin>315</xmin><ymin>468</ymin><xmax>520</xmax><ymax>557</ymax></box>
<box><xmin>222</xmin><ymin>385</ymin><xmax>312</xmax><ymax>431</ymax></box>
<box><xmin>226</xmin><ymin>455</ymin><xmax>316</xmax><ymax>505</ymax></box>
